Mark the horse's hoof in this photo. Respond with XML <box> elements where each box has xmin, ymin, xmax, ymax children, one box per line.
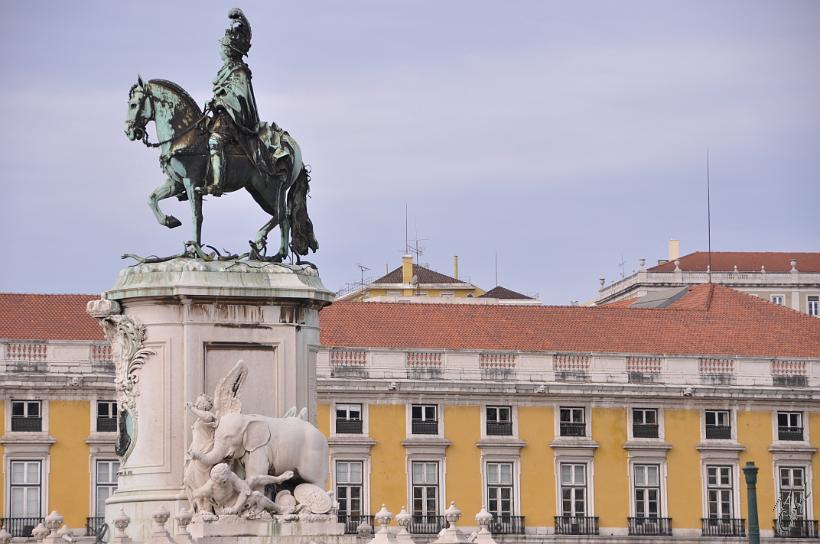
<box><xmin>163</xmin><ymin>216</ymin><xmax>182</xmax><ymax>229</ymax></box>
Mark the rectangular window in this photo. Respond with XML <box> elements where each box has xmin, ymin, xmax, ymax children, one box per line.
<box><xmin>486</xmin><ymin>462</ymin><xmax>514</xmax><ymax>518</ymax></box>
<box><xmin>486</xmin><ymin>406</ymin><xmax>512</xmax><ymax>436</ymax></box>
<box><xmin>411</xmin><ymin>405</ymin><xmax>438</xmax><ymax>435</ymax></box>
<box><xmin>96</xmin><ymin>401</ymin><xmax>118</xmax><ymax>433</ymax></box>
<box><xmin>335</xmin><ymin>404</ymin><xmax>363</xmax><ymax>434</ymax></box>
<box><xmin>634</xmin><ymin>465</ymin><xmax>660</xmax><ymax>518</ymax></box>
<box><xmin>11</xmin><ymin>401</ymin><xmax>42</xmax><ymax>432</ymax></box>
<box><xmin>705</xmin><ymin>410</ymin><xmax>731</xmax><ymax>439</ymax></box>
<box><xmin>808</xmin><ymin>296</ymin><xmax>819</xmax><ymax>317</ymax></box>
<box><xmin>632</xmin><ymin>408</ymin><xmax>659</xmax><ymax>439</ymax></box>
<box><xmin>411</xmin><ymin>461</ymin><xmax>439</xmax><ymax>516</ymax></box>
<box><xmin>559</xmin><ymin>407</ymin><xmax>585</xmax><ymax>437</ymax></box>
<box><xmin>9</xmin><ymin>460</ymin><xmax>42</xmax><ymax>518</ymax></box>
<box><xmin>778</xmin><ymin>467</ymin><xmax>806</xmax><ymax>520</ymax></box>
<box><xmin>706</xmin><ymin>466</ymin><xmax>734</xmax><ymax>518</ymax></box>
<box><xmin>777</xmin><ymin>412</ymin><xmax>804</xmax><ymax>441</ymax></box>
<box><xmin>336</xmin><ymin>461</ymin><xmax>364</xmax><ymax>517</ymax></box>
<box><xmin>771</xmin><ymin>295</ymin><xmax>785</xmax><ymax>306</ymax></box>
<box><xmin>559</xmin><ymin>463</ymin><xmax>587</xmax><ymax>516</ymax></box>
<box><xmin>95</xmin><ymin>460</ymin><xmax>119</xmax><ymax>516</ymax></box>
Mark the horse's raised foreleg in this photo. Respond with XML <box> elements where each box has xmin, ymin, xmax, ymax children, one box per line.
<box><xmin>148</xmin><ymin>177</ymin><xmax>183</xmax><ymax>229</ymax></box>
<box><xmin>182</xmin><ymin>177</ymin><xmax>204</xmax><ymax>249</ymax></box>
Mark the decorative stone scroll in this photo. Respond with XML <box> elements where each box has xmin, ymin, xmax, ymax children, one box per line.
<box><xmin>87</xmin><ymin>298</ymin><xmax>155</xmax><ymax>461</ymax></box>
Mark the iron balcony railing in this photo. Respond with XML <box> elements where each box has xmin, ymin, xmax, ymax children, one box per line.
<box><xmin>632</xmin><ymin>423</ymin><xmax>659</xmax><ymax>439</ymax></box>
<box><xmin>628</xmin><ymin>517</ymin><xmax>672</xmax><ymax>536</ymax></box>
<box><xmin>337</xmin><ymin>514</ymin><xmax>374</xmax><ymax>535</ymax></box>
<box><xmin>10</xmin><ymin>416</ymin><xmax>42</xmax><ymax>432</ymax></box>
<box><xmin>554</xmin><ymin>515</ymin><xmax>599</xmax><ymax>535</ymax></box>
<box><xmin>409</xmin><ymin>515</ymin><xmax>446</xmax><ymax>534</ymax></box>
<box><xmin>335</xmin><ymin>419</ymin><xmax>363</xmax><ymax>434</ymax></box>
<box><xmin>701</xmin><ymin>517</ymin><xmax>746</xmax><ymax>537</ymax></box>
<box><xmin>777</xmin><ymin>426</ymin><xmax>804</xmax><ymax>441</ymax></box>
<box><xmin>486</xmin><ymin>421</ymin><xmax>513</xmax><ymax>436</ymax></box>
<box><xmin>0</xmin><ymin>517</ymin><xmax>44</xmax><ymax>537</ymax></box>
<box><xmin>559</xmin><ymin>422</ymin><xmax>586</xmax><ymax>437</ymax></box>
<box><xmin>489</xmin><ymin>515</ymin><xmax>525</xmax><ymax>534</ymax></box>
<box><xmin>705</xmin><ymin>424</ymin><xmax>732</xmax><ymax>439</ymax></box>
<box><xmin>411</xmin><ymin>420</ymin><xmax>438</xmax><ymax>435</ymax></box>
<box><xmin>86</xmin><ymin>517</ymin><xmax>106</xmax><ymax>537</ymax></box>
<box><xmin>773</xmin><ymin>518</ymin><xmax>819</xmax><ymax>538</ymax></box>
<box><xmin>97</xmin><ymin>416</ymin><xmax>117</xmax><ymax>433</ymax></box>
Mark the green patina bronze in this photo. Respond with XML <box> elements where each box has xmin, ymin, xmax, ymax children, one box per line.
<box><xmin>123</xmin><ymin>8</ymin><xmax>318</xmax><ymax>264</ymax></box>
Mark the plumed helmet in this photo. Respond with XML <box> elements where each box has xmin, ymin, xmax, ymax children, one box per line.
<box><xmin>220</xmin><ymin>8</ymin><xmax>252</xmax><ymax>56</ymax></box>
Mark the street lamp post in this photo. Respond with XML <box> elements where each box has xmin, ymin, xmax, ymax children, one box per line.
<box><xmin>743</xmin><ymin>461</ymin><xmax>760</xmax><ymax>544</ymax></box>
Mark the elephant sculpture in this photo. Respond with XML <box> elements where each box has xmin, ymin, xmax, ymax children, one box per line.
<box><xmin>190</xmin><ymin>411</ymin><xmax>328</xmax><ymax>492</ymax></box>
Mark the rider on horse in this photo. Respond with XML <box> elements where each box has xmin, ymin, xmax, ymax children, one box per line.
<box><xmin>207</xmin><ymin>8</ymin><xmax>260</xmax><ymax>197</ymax></box>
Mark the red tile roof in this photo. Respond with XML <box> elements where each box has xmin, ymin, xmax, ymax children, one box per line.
<box><xmin>321</xmin><ymin>284</ymin><xmax>820</xmax><ymax>358</ymax></box>
<box><xmin>373</xmin><ymin>264</ymin><xmax>466</xmax><ymax>285</ymax></box>
<box><xmin>0</xmin><ymin>294</ymin><xmax>104</xmax><ymax>341</ymax></box>
<box><xmin>649</xmin><ymin>252</ymin><xmax>820</xmax><ymax>273</ymax></box>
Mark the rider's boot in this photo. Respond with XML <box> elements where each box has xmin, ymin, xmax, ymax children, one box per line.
<box><xmin>208</xmin><ymin>133</ymin><xmax>225</xmax><ymax>197</ymax></box>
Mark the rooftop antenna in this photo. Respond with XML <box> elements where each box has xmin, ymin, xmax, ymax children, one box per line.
<box><xmin>495</xmin><ymin>252</ymin><xmax>498</xmax><ymax>286</ymax></box>
<box><xmin>706</xmin><ymin>149</ymin><xmax>712</xmax><ymax>283</ymax></box>
<box><xmin>619</xmin><ymin>254</ymin><xmax>626</xmax><ymax>279</ymax></box>
<box><xmin>356</xmin><ymin>264</ymin><xmax>371</xmax><ymax>287</ymax></box>
<box><xmin>404</xmin><ymin>203</ymin><xmax>409</xmax><ymax>254</ymax></box>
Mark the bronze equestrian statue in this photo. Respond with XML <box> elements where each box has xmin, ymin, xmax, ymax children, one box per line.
<box><xmin>123</xmin><ymin>9</ymin><xmax>318</xmax><ymax>263</ymax></box>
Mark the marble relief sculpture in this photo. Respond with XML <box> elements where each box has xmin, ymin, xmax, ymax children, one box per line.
<box><xmin>184</xmin><ymin>361</ymin><xmax>333</xmax><ymax>521</ymax></box>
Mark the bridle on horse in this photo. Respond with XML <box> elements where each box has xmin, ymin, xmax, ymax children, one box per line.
<box><xmin>131</xmin><ymin>85</ymin><xmax>211</xmax><ymax>149</ymax></box>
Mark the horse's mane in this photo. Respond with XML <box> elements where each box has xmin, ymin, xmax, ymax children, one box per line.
<box><xmin>148</xmin><ymin>79</ymin><xmax>202</xmax><ymax>114</ymax></box>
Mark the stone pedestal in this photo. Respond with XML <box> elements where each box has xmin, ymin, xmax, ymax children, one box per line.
<box><xmin>87</xmin><ymin>259</ymin><xmax>333</xmax><ymax>541</ymax></box>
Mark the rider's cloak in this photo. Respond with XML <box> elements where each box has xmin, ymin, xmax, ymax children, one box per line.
<box><xmin>213</xmin><ymin>59</ymin><xmax>260</xmax><ymax>134</ymax></box>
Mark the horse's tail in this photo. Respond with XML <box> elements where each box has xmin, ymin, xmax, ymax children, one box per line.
<box><xmin>287</xmin><ymin>166</ymin><xmax>318</xmax><ymax>256</ymax></box>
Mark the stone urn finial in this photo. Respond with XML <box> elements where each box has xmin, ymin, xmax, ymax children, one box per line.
<box><xmin>32</xmin><ymin>523</ymin><xmax>49</xmax><ymax>542</ymax></box>
<box><xmin>639</xmin><ymin>258</ymin><xmax>646</xmax><ymax>270</ymax></box>
<box><xmin>375</xmin><ymin>504</ymin><xmax>392</xmax><ymax>531</ymax></box>
<box><xmin>475</xmin><ymin>506</ymin><xmax>493</xmax><ymax>534</ymax></box>
<box><xmin>152</xmin><ymin>506</ymin><xmax>170</xmax><ymax>533</ymax></box>
<box><xmin>0</xmin><ymin>527</ymin><xmax>11</xmax><ymax>544</ymax></box>
<box><xmin>444</xmin><ymin>501</ymin><xmax>461</xmax><ymax>527</ymax></box>
<box><xmin>395</xmin><ymin>506</ymin><xmax>411</xmax><ymax>532</ymax></box>
<box><xmin>45</xmin><ymin>512</ymin><xmax>64</xmax><ymax>536</ymax></box>
<box><xmin>674</xmin><ymin>259</ymin><xmax>681</xmax><ymax>272</ymax></box>
<box><xmin>791</xmin><ymin>259</ymin><xmax>798</xmax><ymax>272</ymax></box>
<box><xmin>175</xmin><ymin>508</ymin><xmax>193</xmax><ymax>533</ymax></box>
<box><xmin>112</xmin><ymin>508</ymin><xmax>131</xmax><ymax>537</ymax></box>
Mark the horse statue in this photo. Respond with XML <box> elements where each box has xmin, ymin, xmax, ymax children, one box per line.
<box><xmin>123</xmin><ymin>76</ymin><xmax>318</xmax><ymax>263</ymax></box>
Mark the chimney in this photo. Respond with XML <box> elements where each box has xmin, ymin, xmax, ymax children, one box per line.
<box><xmin>402</xmin><ymin>254</ymin><xmax>413</xmax><ymax>284</ymax></box>
<box><xmin>668</xmin><ymin>239</ymin><xmax>680</xmax><ymax>261</ymax></box>
<box><xmin>453</xmin><ymin>256</ymin><xmax>459</xmax><ymax>280</ymax></box>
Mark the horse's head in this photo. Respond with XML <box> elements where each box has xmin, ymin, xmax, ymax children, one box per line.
<box><xmin>124</xmin><ymin>76</ymin><xmax>153</xmax><ymax>141</ymax></box>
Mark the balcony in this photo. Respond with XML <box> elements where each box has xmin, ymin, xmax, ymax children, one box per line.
<box><xmin>86</xmin><ymin>517</ymin><xmax>107</xmax><ymax>537</ymax></box>
<box><xmin>97</xmin><ymin>416</ymin><xmax>117</xmax><ymax>433</ymax></box>
<box><xmin>11</xmin><ymin>416</ymin><xmax>42</xmax><ymax>432</ymax></box>
<box><xmin>490</xmin><ymin>515</ymin><xmax>525</xmax><ymax>534</ymax></box>
<box><xmin>335</xmin><ymin>419</ymin><xmax>363</xmax><ymax>434</ymax></box>
<box><xmin>486</xmin><ymin>421</ymin><xmax>513</xmax><ymax>436</ymax></box>
<box><xmin>0</xmin><ymin>517</ymin><xmax>44</xmax><ymax>537</ymax></box>
<box><xmin>559</xmin><ymin>422</ymin><xmax>586</xmax><ymax>437</ymax></box>
<box><xmin>411</xmin><ymin>420</ymin><xmax>438</xmax><ymax>435</ymax></box>
<box><xmin>777</xmin><ymin>426</ymin><xmax>804</xmax><ymax>441</ymax></box>
<box><xmin>701</xmin><ymin>517</ymin><xmax>746</xmax><ymax>537</ymax></box>
<box><xmin>554</xmin><ymin>515</ymin><xmax>599</xmax><ymax>535</ymax></box>
<box><xmin>628</xmin><ymin>517</ymin><xmax>672</xmax><ymax>536</ymax></box>
<box><xmin>632</xmin><ymin>423</ymin><xmax>659</xmax><ymax>439</ymax></box>
<box><xmin>773</xmin><ymin>518</ymin><xmax>819</xmax><ymax>538</ymax></box>
<box><xmin>705</xmin><ymin>424</ymin><xmax>731</xmax><ymax>439</ymax></box>
<box><xmin>337</xmin><ymin>514</ymin><xmax>374</xmax><ymax>535</ymax></box>
<box><xmin>409</xmin><ymin>515</ymin><xmax>446</xmax><ymax>534</ymax></box>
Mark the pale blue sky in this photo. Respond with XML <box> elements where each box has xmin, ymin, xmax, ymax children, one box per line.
<box><xmin>1</xmin><ymin>1</ymin><xmax>818</xmax><ymax>303</ymax></box>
